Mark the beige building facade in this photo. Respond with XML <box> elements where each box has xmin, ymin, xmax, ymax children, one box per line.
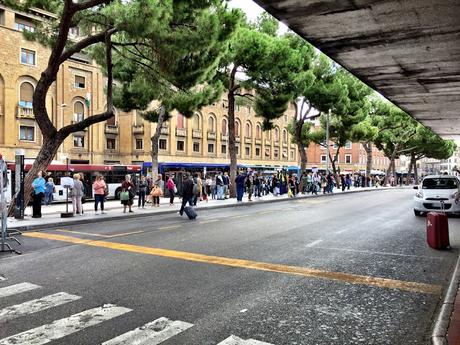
<box><xmin>0</xmin><ymin>4</ymin><xmax>298</xmax><ymax>171</ymax></box>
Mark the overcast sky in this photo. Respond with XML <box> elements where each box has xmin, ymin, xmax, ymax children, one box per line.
<box><xmin>228</xmin><ymin>0</ymin><xmax>288</xmax><ymax>32</ymax></box>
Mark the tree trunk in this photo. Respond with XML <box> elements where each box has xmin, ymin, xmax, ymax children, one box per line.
<box><xmin>295</xmin><ymin>120</ymin><xmax>307</xmax><ymax>173</ymax></box>
<box><xmin>150</xmin><ymin>107</ymin><xmax>166</xmax><ymax>180</ymax></box>
<box><xmin>227</xmin><ymin>67</ymin><xmax>238</xmax><ymax>198</ymax></box>
<box><xmin>363</xmin><ymin>142</ymin><xmax>372</xmax><ymax>177</ymax></box>
<box><xmin>8</xmin><ymin>136</ymin><xmax>63</xmax><ymax>216</ymax></box>
<box><xmin>406</xmin><ymin>156</ymin><xmax>413</xmax><ymax>186</ymax></box>
<box><xmin>411</xmin><ymin>153</ymin><xmax>419</xmax><ymax>184</ymax></box>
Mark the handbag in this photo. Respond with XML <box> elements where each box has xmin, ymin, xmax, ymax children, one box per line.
<box><xmin>120</xmin><ymin>191</ymin><xmax>129</xmax><ymax>201</ymax></box>
<box><xmin>104</xmin><ymin>187</ymin><xmax>109</xmax><ymax>196</ymax></box>
<box><xmin>151</xmin><ymin>187</ymin><xmax>162</xmax><ymax>197</ymax></box>
<box><xmin>173</xmin><ymin>186</ymin><xmax>178</xmax><ymax>194</ymax></box>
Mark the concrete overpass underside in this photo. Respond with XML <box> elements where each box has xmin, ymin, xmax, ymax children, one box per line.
<box><xmin>254</xmin><ymin>0</ymin><xmax>460</xmax><ymax>139</ymax></box>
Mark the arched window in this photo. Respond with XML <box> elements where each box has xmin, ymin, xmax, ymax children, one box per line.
<box><xmin>19</xmin><ymin>82</ymin><xmax>34</xmax><ymax>108</ymax></box>
<box><xmin>208</xmin><ymin>115</ymin><xmax>216</xmax><ymax>132</ymax></box>
<box><xmin>177</xmin><ymin>113</ymin><xmax>185</xmax><ymax>129</ymax></box>
<box><xmin>274</xmin><ymin>127</ymin><xmax>280</xmax><ymax>142</ymax></box>
<box><xmin>283</xmin><ymin>129</ymin><xmax>288</xmax><ymax>143</ymax></box>
<box><xmin>192</xmin><ymin>113</ymin><xmax>201</xmax><ymax>130</ymax></box>
<box><xmin>235</xmin><ymin>119</ymin><xmax>241</xmax><ymax>137</ymax></box>
<box><xmin>74</xmin><ymin>101</ymin><xmax>84</xmax><ymax>122</ymax></box>
<box><xmin>222</xmin><ymin>118</ymin><xmax>228</xmax><ymax>135</ymax></box>
<box><xmin>256</xmin><ymin>123</ymin><xmax>262</xmax><ymax>139</ymax></box>
<box><xmin>245</xmin><ymin>122</ymin><xmax>252</xmax><ymax>138</ymax></box>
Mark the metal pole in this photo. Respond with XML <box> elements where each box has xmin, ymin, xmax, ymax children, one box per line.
<box><xmin>326</xmin><ymin>109</ymin><xmax>330</xmax><ymax>174</ymax></box>
<box><xmin>0</xmin><ymin>158</ymin><xmax>5</xmax><ymax>252</ymax></box>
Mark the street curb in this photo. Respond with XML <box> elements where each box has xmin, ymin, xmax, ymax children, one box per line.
<box><xmin>8</xmin><ymin>187</ymin><xmax>398</xmax><ymax>232</ymax></box>
<box><xmin>432</xmin><ymin>254</ymin><xmax>460</xmax><ymax>345</ymax></box>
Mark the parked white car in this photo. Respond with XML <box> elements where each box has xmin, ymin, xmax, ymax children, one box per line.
<box><xmin>413</xmin><ymin>175</ymin><xmax>460</xmax><ymax>216</ymax></box>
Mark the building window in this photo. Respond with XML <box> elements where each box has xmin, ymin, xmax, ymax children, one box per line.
<box><xmin>73</xmin><ymin>101</ymin><xmax>84</xmax><ymax>122</ymax></box>
<box><xmin>177</xmin><ymin>113</ymin><xmax>185</xmax><ymax>129</ymax></box>
<box><xmin>274</xmin><ymin>149</ymin><xmax>279</xmax><ymax>159</ymax></box>
<box><xmin>20</xmin><ymin>48</ymin><xmax>35</xmax><ymax>65</ymax></box>
<box><xmin>221</xmin><ymin>144</ymin><xmax>227</xmax><ymax>154</ymax></box>
<box><xmin>345</xmin><ymin>141</ymin><xmax>352</xmax><ymax>149</ymax></box>
<box><xmin>290</xmin><ymin>150</ymin><xmax>295</xmax><ymax>159</ymax></box>
<box><xmin>74</xmin><ymin>76</ymin><xmax>85</xmax><ymax>89</ymax></box>
<box><xmin>74</xmin><ymin>136</ymin><xmax>85</xmax><ymax>148</ymax></box>
<box><xmin>208</xmin><ymin>143</ymin><xmax>214</xmax><ymax>153</ymax></box>
<box><xmin>255</xmin><ymin>147</ymin><xmax>261</xmax><ymax>157</ymax></box>
<box><xmin>321</xmin><ymin>155</ymin><xmax>327</xmax><ymax>163</ymax></box>
<box><xmin>345</xmin><ymin>154</ymin><xmax>352</xmax><ymax>164</ymax></box>
<box><xmin>235</xmin><ymin>120</ymin><xmax>241</xmax><ymax>137</ymax></box>
<box><xmin>177</xmin><ymin>140</ymin><xmax>185</xmax><ymax>151</ymax></box>
<box><xmin>274</xmin><ymin>127</ymin><xmax>280</xmax><ymax>142</ymax></box>
<box><xmin>69</xmin><ymin>27</ymin><xmax>80</xmax><ymax>36</ymax></box>
<box><xmin>193</xmin><ymin>142</ymin><xmax>200</xmax><ymax>152</ymax></box>
<box><xmin>222</xmin><ymin>118</ymin><xmax>228</xmax><ymax>135</ymax></box>
<box><xmin>159</xmin><ymin>139</ymin><xmax>167</xmax><ymax>150</ymax></box>
<box><xmin>15</xmin><ymin>16</ymin><xmax>35</xmax><ymax>32</ymax></box>
<box><xmin>135</xmin><ymin>139</ymin><xmax>143</xmax><ymax>150</ymax></box>
<box><xmin>245</xmin><ymin>122</ymin><xmax>251</xmax><ymax>138</ymax></box>
<box><xmin>245</xmin><ymin>146</ymin><xmax>250</xmax><ymax>156</ymax></box>
<box><xmin>19</xmin><ymin>126</ymin><xmax>34</xmax><ymax>141</ymax></box>
<box><xmin>333</xmin><ymin>143</ymin><xmax>339</xmax><ymax>149</ymax></box>
<box><xmin>283</xmin><ymin>129</ymin><xmax>288</xmax><ymax>143</ymax></box>
<box><xmin>236</xmin><ymin>146</ymin><xmax>239</xmax><ymax>155</ymax></box>
<box><xmin>208</xmin><ymin>115</ymin><xmax>216</xmax><ymax>132</ymax></box>
<box><xmin>19</xmin><ymin>82</ymin><xmax>34</xmax><ymax>108</ymax></box>
<box><xmin>192</xmin><ymin>114</ymin><xmax>200</xmax><ymax>130</ymax></box>
<box><xmin>256</xmin><ymin>124</ymin><xmax>262</xmax><ymax>139</ymax></box>
<box><xmin>106</xmin><ymin>138</ymin><xmax>116</xmax><ymax>150</ymax></box>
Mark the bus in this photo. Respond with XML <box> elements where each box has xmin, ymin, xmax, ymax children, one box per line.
<box><xmin>5</xmin><ymin>162</ymin><xmax>141</xmax><ymax>203</ymax></box>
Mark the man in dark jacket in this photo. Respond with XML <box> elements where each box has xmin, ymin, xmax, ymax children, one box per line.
<box><xmin>179</xmin><ymin>173</ymin><xmax>194</xmax><ymax>216</ymax></box>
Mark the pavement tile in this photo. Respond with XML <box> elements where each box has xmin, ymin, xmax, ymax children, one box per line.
<box><xmin>447</xmin><ymin>319</ymin><xmax>460</xmax><ymax>345</ymax></box>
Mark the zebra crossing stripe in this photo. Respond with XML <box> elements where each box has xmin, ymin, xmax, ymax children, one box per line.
<box><xmin>0</xmin><ymin>292</ymin><xmax>81</xmax><ymax>322</ymax></box>
<box><xmin>102</xmin><ymin>317</ymin><xmax>193</xmax><ymax>345</ymax></box>
<box><xmin>0</xmin><ymin>304</ymin><xmax>131</xmax><ymax>345</ymax></box>
<box><xmin>217</xmin><ymin>335</ymin><xmax>274</xmax><ymax>345</ymax></box>
<box><xmin>0</xmin><ymin>282</ymin><xmax>40</xmax><ymax>298</ymax></box>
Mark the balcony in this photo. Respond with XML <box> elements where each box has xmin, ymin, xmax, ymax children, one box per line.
<box><xmin>235</xmin><ymin>136</ymin><xmax>240</xmax><ymax>143</ymax></box>
<box><xmin>244</xmin><ymin>137</ymin><xmax>252</xmax><ymax>144</ymax></box>
<box><xmin>176</xmin><ymin>128</ymin><xmax>187</xmax><ymax>137</ymax></box>
<box><xmin>17</xmin><ymin>106</ymin><xmax>34</xmax><ymax>119</ymax></box>
<box><xmin>207</xmin><ymin>131</ymin><xmax>216</xmax><ymax>140</ymax></box>
<box><xmin>255</xmin><ymin>139</ymin><xmax>262</xmax><ymax>145</ymax></box>
<box><xmin>221</xmin><ymin>134</ymin><xmax>228</xmax><ymax>141</ymax></box>
<box><xmin>160</xmin><ymin>126</ymin><xmax>169</xmax><ymax>135</ymax></box>
<box><xmin>105</xmin><ymin>124</ymin><xmax>119</xmax><ymax>135</ymax></box>
<box><xmin>283</xmin><ymin>142</ymin><xmax>288</xmax><ymax>148</ymax></box>
<box><xmin>192</xmin><ymin>129</ymin><xmax>202</xmax><ymax>139</ymax></box>
<box><xmin>265</xmin><ymin>139</ymin><xmax>271</xmax><ymax>146</ymax></box>
<box><xmin>132</xmin><ymin>124</ymin><xmax>144</xmax><ymax>135</ymax></box>
<box><xmin>274</xmin><ymin>140</ymin><xmax>280</xmax><ymax>147</ymax></box>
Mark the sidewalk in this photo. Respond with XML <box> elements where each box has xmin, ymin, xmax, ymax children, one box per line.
<box><xmin>6</xmin><ymin>186</ymin><xmax>392</xmax><ymax>231</ymax></box>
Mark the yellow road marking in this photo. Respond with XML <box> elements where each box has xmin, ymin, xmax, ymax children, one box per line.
<box><xmin>296</xmin><ymin>199</ymin><xmax>326</xmax><ymax>204</ymax></box>
<box><xmin>23</xmin><ymin>232</ymin><xmax>442</xmax><ymax>296</ymax></box>
<box><xmin>258</xmin><ymin>211</ymin><xmax>273</xmax><ymax>215</ymax></box>
<box><xmin>158</xmin><ymin>225</ymin><xmax>182</xmax><ymax>230</ymax></box>
<box><xmin>54</xmin><ymin>229</ymin><xmax>144</xmax><ymax>238</ymax></box>
<box><xmin>233</xmin><ymin>215</ymin><xmax>250</xmax><ymax>219</ymax></box>
<box><xmin>199</xmin><ymin>219</ymin><xmax>220</xmax><ymax>224</ymax></box>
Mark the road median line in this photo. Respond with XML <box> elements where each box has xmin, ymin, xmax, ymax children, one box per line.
<box><xmin>23</xmin><ymin>231</ymin><xmax>442</xmax><ymax>296</ymax></box>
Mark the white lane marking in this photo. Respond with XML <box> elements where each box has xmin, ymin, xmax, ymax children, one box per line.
<box><xmin>335</xmin><ymin>229</ymin><xmax>350</xmax><ymax>234</ymax></box>
<box><xmin>0</xmin><ymin>275</ymin><xmax>6</xmax><ymax>282</ymax></box>
<box><xmin>0</xmin><ymin>283</ymin><xmax>41</xmax><ymax>298</ymax></box>
<box><xmin>313</xmin><ymin>246</ymin><xmax>443</xmax><ymax>260</ymax></box>
<box><xmin>199</xmin><ymin>219</ymin><xmax>220</xmax><ymax>224</ymax></box>
<box><xmin>0</xmin><ymin>292</ymin><xmax>81</xmax><ymax>322</ymax></box>
<box><xmin>102</xmin><ymin>317</ymin><xmax>193</xmax><ymax>345</ymax></box>
<box><xmin>217</xmin><ymin>335</ymin><xmax>274</xmax><ymax>345</ymax></box>
<box><xmin>0</xmin><ymin>304</ymin><xmax>131</xmax><ymax>345</ymax></box>
<box><xmin>306</xmin><ymin>239</ymin><xmax>323</xmax><ymax>248</ymax></box>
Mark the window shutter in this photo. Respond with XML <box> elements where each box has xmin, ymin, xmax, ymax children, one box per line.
<box><xmin>20</xmin><ymin>82</ymin><xmax>34</xmax><ymax>102</ymax></box>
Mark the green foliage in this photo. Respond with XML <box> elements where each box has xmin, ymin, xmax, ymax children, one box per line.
<box><xmin>254</xmin><ymin>12</ymin><xmax>279</xmax><ymax>37</ymax></box>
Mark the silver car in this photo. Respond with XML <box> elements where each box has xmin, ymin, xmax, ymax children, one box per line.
<box><xmin>413</xmin><ymin>175</ymin><xmax>460</xmax><ymax>216</ymax></box>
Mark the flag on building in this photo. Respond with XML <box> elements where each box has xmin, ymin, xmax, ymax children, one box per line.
<box><xmin>85</xmin><ymin>92</ymin><xmax>91</xmax><ymax>108</ymax></box>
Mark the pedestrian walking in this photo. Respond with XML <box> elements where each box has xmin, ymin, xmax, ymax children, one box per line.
<box><xmin>137</xmin><ymin>175</ymin><xmax>147</xmax><ymax>208</ymax></box>
<box><xmin>93</xmin><ymin>175</ymin><xmax>107</xmax><ymax>214</ymax></box>
<box><xmin>166</xmin><ymin>174</ymin><xmax>176</xmax><ymax>206</ymax></box>
<box><xmin>121</xmin><ymin>175</ymin><xmax>135</xmax><ymax>213</ymax></box>
<box><xmin>44</xmin><ymin>177</ymin><xmax>55</xmax><ymax>205</ymax></box>
<box><xmin>31</xmin><ymin>171</ymin><xmax>45</xmax><ymax>218</ymax></box>
<box><xmin>179</xmin><ymin>173</ymin><xmax>194</xmax><ymax>216</ymax></box>
<box><xmin>246</xmin><ymin>174</ymin><xmax>254</xmax><ymax>201</ymax></box>
<box><xmin>70</xmin><ymin>173</ymin><xmax>84</xmax><ymax>215</ymax></box>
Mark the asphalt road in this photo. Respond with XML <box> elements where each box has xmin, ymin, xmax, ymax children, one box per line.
<box><xmin>0</xmin><ymin>189</ymin><xmax>459</xmax><ymax>345</ymax></box>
